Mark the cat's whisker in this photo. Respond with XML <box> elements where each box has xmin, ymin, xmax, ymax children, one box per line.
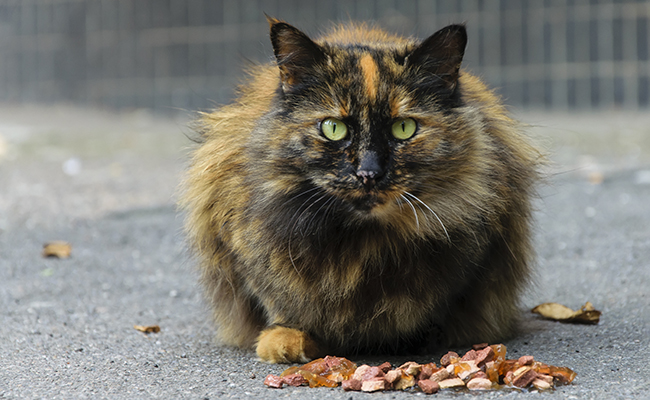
<box><xmin>280</xmin><ymin>186</ymin><xmax>321</xmax><ymax>208</ymax></box>
<box><xmin>323</xmin><ymin>196</ymin><xmax>339</xmax><ymax>224</ymax></box>
<box><xmin>395</xmin><ymin>195</ymin><xmax>404</xmax><ymax>212</ymax></box>
<box><xmin>305</xmin><ymin>195</ymin><xmax>335</xmax><ymax>236</ymax></box>
<box><xmin>403</xmin><ymin>191</ymin><xmax>450</xmax><ymax>242</ymax></box>
<box><xmin>288</xmin><ymin>191</ymin><xmax>326</xmax><ymax>274</ymax></box>
<box><xmin>421</xmin><ymin>180</ymin><xmax>489</xmax><ymax>214</ymax></box>
<box><xmin>399</xmin><ymin>194</ymin><xmax>419</xmax><ymax>233</ymax></box>
<box><xmin>288</xmin><ymin>245</ymin><xmax>299</xmax><ymax>276</ymax></box>
<box><xmin>290</xmin><ymin>191</ymin><xmax>324</xmax><ymax>235</ymax></box>
<box><xmin>316</xmin><ymin>196</ymin><xmax>340</xmax><ymax>249</ymax></box>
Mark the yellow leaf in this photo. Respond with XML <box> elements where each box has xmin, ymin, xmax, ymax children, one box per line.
<box><xmin>42</xmin><ymin>241</ymin><xmax>72</xmax><ymax>258</ymax></box>
<box><xmin>531</xmin><ymin>302</ymin><xmax>601</xmax><ymax>324</ymax></box>
<box><xmin>134</xmin><ymin>324</ymin><xmax>161</xmax><ymax>333</ymax></box>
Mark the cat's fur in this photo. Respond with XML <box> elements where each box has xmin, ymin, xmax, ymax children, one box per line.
<box><xmin>180</xmin><ymin>18</ymin><xmax>541</xmax><ymax>363</ymax></box>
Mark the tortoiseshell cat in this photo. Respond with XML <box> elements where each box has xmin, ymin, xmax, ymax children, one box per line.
<box><xmin>181</xmin><ymin>17</ymin><xmax>540</xmax><ymax>363</ymax></box>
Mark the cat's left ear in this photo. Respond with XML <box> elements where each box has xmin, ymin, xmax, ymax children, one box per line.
<box><xmin>405</xmin><ymin>24</ymin><xmax>467</xmax><ymax>91</ymax></box>
<box><xmin>267</xmin><ymin>16</ymin><xmax>327</xmax><ymax>90</ymax></box>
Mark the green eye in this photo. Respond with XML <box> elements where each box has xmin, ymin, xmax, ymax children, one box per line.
<box><xmin>321</xmin><ymin>117</ymin><xmax>348</xmax><ymax>141</ymax></box>
<box><xmin>391</xmin><ymin>118</ymin><xmax>417</xmax><ymax>140</ymax></box>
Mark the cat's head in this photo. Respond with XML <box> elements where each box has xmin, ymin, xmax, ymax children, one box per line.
<box><xmin>262</xmin><ymin>18</ymin><xmax>475</xmax><ymax>230</ymax></box>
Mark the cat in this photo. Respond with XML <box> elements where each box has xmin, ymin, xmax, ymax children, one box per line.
<box><xmin>180</xmin><ymin>17</ymin><xmax>541</xmax><ymax>363</ymax></box>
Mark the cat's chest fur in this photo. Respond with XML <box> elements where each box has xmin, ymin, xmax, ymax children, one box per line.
<box><xmin>235</xmin><ymin>211</ymin><xmax>487</xmax><ymax>350</ymax></box>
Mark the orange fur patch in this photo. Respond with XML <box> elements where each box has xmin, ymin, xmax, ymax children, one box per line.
<box><xmin>359</xmin><ymin>54</ymin><xmax>379</xmax><ymax>100</ymax></box>
<box><xmin>256</xmin><ymin>326</ymin><xmax>320</xmax><ymax>363</ymax></box>
<box><xmin>337</xmin><ymin>100</ymin><xmax>349</xmax><ymax>117</ymax></box>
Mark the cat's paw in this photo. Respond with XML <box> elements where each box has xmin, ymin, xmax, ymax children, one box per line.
<box><xmin>256</xmin><ymin>326</ymin><xmax>320</xmax><ymax>363</ymax></box>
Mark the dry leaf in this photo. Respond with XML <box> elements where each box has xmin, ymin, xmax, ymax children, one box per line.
<box><xmin>42</xmin><ymin>241</ymin><xmax>72</xmax><ymax>258</ymax></box>
<box><xmin>134</xmin><ymin>324</ymin><xmax>161</xmax><ymax>333</ymax></box>
<box><xmin>532</xmin><ymin>301</ymin><xmax>601</xmax><ymax>324</ymax></box>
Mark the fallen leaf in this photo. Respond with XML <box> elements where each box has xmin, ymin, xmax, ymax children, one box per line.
<box><xmin>134</xmin><ymin>325</ymin><xmax>161</xmax><ymax>333</ymax></box>
<box><xmin>531</xmin><ymin>301</ymin><xmax>601</xmax><ymax>324</ymax></box>
<box><xmin>42</xmin><ymin>241</ymin><xmax>72</xmax><ymax>258</ymax></box>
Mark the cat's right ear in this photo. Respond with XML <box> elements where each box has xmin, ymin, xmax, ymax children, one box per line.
<box><xmin>267</xmin><ymin>16</ymin><xmax>327</xmax><ymax>91</ymax></box>
<box><xmin>405</xmin><ymin>24</ymin><xmax>467</xmax><ymax>93</ymax></box>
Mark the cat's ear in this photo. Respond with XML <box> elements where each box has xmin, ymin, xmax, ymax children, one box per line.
<box><xmin>267</xmin><ymin>16</ymin><xmax>327</xmax><ymax>90</ymax></box>
<box><xmin>405</xmin><ymin>24</ymin><xmax>467</xmax><ymax>91</ymax></box>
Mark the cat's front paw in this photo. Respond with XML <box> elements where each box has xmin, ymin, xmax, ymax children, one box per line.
<box><xmin>256</xmin><ymin>326</ymin><xmax>320</xmax><ymax>363</ymax></box>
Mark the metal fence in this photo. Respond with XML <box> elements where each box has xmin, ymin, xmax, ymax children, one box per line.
<box><xmin>0</xmin><ymin>0</ymin><xmax>648</xmax><ymax>113</ymax></box>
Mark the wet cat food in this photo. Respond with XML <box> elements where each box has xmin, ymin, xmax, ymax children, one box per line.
<box><xmin>264</xmin><ymin>344</ymin><xmax>576</xmax><ymax>393</ymax></box>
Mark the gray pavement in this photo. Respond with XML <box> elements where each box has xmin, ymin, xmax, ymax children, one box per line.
<box><xmin>0</xmin><ymin>105</ymin><xmax>649</xmax><ymax>399</ymax></box>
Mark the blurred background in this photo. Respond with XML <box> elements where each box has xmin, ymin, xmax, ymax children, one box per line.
<box><xmin>1</xmin><ymin>0</ymin><xmax>649</xmax><ymax>115</ymax></box>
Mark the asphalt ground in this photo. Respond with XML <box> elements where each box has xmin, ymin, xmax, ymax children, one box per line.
<box><xmin>0</xmin><ymin>105</ymin><xmax>649</xmax><ymax>399</ymax></box>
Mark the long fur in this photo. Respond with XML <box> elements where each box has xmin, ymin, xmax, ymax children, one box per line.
<box><xmin>180</xmin><ymin>19</ymin><xmax>541</xmax><ymax>359</ymax></box>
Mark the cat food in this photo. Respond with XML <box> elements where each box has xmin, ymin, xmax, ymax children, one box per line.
<box><xmin>264</xmin><ymin>344</ymin><xmax>576</xmax><ymax>393</ymax></box>
<box><xmin>437</xmin><ymin>378</ymin><xmax>466</xmax><ymax>389</ymax></box>
<box><xmin>361</xmin><ymin>378</ymin><xmax>387</xmax><ymax>392</ymax></box>
<box><xmin>417</xmin><ymin>379</ymin><xmax>440</xmax><ymax>394</ymax></box>
<box><xmin>265</xmin><ymin>355</ymin><xmax>357</xmax><ymax>389</ymax></box>
<box><xmin>263</xmin><ymin>374</ymin><xmax>285</xmax><ymax>388</ymax></box>
<box><xmin>466</xmin><ymin>377</ymin><xmax>492</xmax><ymax>390</ymax></box>
<box><xmin>341</xmin><ymin>378</ymin><xmax>362</xmax><ymax>391</ymax></box>
<box><xmin>429</xmin><ymin>367</ymin><xmax>449</xmax><ymax>382</ymax></box>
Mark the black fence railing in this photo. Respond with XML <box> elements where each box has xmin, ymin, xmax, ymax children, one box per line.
<box><xmin>0</xmin><ymin>0</ymin><xmax>648</xmax><ymax>113</ymax></box>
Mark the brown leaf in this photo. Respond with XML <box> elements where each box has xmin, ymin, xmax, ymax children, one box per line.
<box><xmin>42</xmin><ymin>241</ymin><xmax>72</xmax><ymax>258</ymax></box>
<box><xmin>531</xmin><ymin>301</ymin><xmax>601</xmax><ymax>324</ymax></box>
<box><xmin>134</xmin><ymin>324</ymin><xmax>161</xmax><ymax>333</ymax></box>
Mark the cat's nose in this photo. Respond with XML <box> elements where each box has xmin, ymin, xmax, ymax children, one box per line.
<box><xmin>357</xmin><ymin>169</ymin><xmax>380</xmax><ymax>189</ymax></box>
<box><xmin>356</xmin><ymin>151</ymin><xmax>385</xmax><ymax>190</ymax></box>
